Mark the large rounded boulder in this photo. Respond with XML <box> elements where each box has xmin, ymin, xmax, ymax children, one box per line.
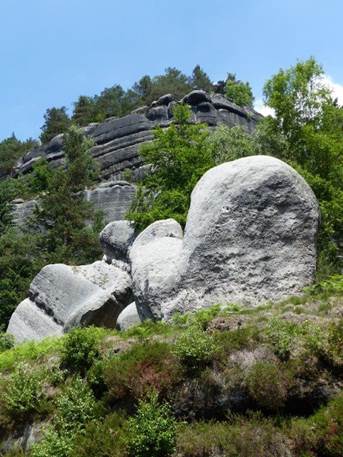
<box><xmin>131</xmin><ymin>156</ymin><xmax>320</xmax><ymax>319</ymax></box>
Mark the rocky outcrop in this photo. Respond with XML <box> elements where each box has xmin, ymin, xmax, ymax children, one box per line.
<box><xmin>13</xmin><ymin>91</ymin><xmax>262</xmax><ymax>181</ymax></box>
<box><xmin>7</xmin><ymin>156</ymin><xmax>320</xmax><ymax>342</ymax></box>
<box><xmin>7</xmin><ymin>261</ymin><xmax>132</xmax><ymax>342</ymax></box>
<box><xmin>130</xmin><ymin>156</ymin><xmax>320</xmax><ymax>319</ymax></box>
<box><xmin>11</xmin><ymin>180</ymin><xmax>135</xmax><ymax>228</ymax></box>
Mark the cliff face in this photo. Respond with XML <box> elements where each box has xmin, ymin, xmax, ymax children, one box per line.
<box><xmin>14</xmin><ymin>91</ymin><xmax>262</xmax><ymax>181</ymax></box>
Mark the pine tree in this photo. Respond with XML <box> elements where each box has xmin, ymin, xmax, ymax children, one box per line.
<box><xmin>40</xmin><ymin>107</ymin><xmax>71</xmax><ymax>144</ymax></box>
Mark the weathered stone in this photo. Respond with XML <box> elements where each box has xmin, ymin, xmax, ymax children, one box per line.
<box><xmin>116</xmin><ymin>302</ymin><xmax>142</xmax><ymax>330</ymax></box>
<box><xmin>100</xmin><ymin>220</ymin><xmax>136</xmax><ymax>263</ymax></box>
<box><xmin>8</xmin><ymin>261</ymin><xmax>132</xmax><ymax>342</ymax></box>
<box><xmin>130</xmin><ymin>219</ymin><xmax>183</xmax><ymax>320</ymax></box>
<box><xmin>12</xmin><ymin>91</ymin><xmax>261</xmax><ymax>181</ymax></box>
<box><xmin>130</xmin><ymin>218</ymin><xmax>183</xmax><ymax>252</ymax></box>
<box><xmin>11</xmin><ymin>181</ymin><xmax>136</xmax><ymax>228</ymax></box>
<box><xmin>130</xmin><ymin>156</ymin><xmax>320</xmax><ymax>320</ymax></box>
<box><xmin>7</xmin><ymin>298</ymin><xmax>63</xmax><ymax>343</ymax></box>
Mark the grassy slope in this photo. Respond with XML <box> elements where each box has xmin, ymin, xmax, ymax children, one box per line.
<box><xmin>0</xmin><ymin>277</ymin><xmax>342</xmax><ymax>457</ymax></box>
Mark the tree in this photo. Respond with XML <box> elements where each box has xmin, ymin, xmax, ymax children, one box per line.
<box><xmin>263</xmin><ymin>57</ymin><xmax>332</xmax><ymax>147</ymax></box>
<box><xmin>191</xmin><ymin>65</ymin><xmax>213</xmax><ymax>92</ymax></box>
<box><xmin>206</xmin><ymin>125</ymin><xmax>257</xmax><ymax>164</ymax></box>
<box><xmin>72</xmin><ymin>96</ymin><xmax>98</xmax><ymax>127</ymax></box>
<box><xmin>40</xmin><ymin>107</ymin><xmax>71</xmax><ymax>144</ymax></box>
<box><xmin>127</xmin><ymin>104</ymin><xmax>214</xmax><ymax>229</ymax></box>
<box><xmin>261</xmin><ymin>57</ymin><xmax>343</xmax><ymax>276</ymax></box>
<box><xmin>0</xmin><ymin>135</ymin><xmax>38</xmax><ymax>177</ymax></box>
<box><xmin>34</xmin><ymin>126</ymin><xmax>102</xmax><ymax>264</ymax></box>
<box><xmin>142</xmin><ymin>68</ymin><xmax>192</xmax><ymax>105</ymax></box>
<box><xmin>225</xmin><ymin>73</ymin><xmax>254</xmax><ymax>107</ymax></box>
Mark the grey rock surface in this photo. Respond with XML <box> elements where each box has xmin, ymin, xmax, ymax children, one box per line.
<box><xmin>8</xmin><ymin>261</ymin><xmax>132</xmax><ymax>342</ymax></box>
<box><xmin>130</xmin><ymin>156</ymin><xmax>320</xmax><ymax>319</ymax></box>
<box><xmin>130</xmin><ymin>219</ymin><xmax>183</xmax><ymax>320</ymax></box>
<box><xmin>11</xmin><ymin>181</ymin><xmax>136</xmax><ymax>228</ymax></box>
<box><xmin>13</xmin><ymin>91</ymin><xmax>262</xmax><ymax>181</ymax></box>
<box><xmin>100</xmin><ymin>220</ymin><xmax>136</xmax><ymax>263</ymax></box>
<box><xmin>116</xmin><ymin>301</ymin><xmax>142</xmax><ymax>330</ymax></box>
<box><xmin>130</xmin><ymin>218</ymin><xmax>183</xmax><ymax>252</ymax></box>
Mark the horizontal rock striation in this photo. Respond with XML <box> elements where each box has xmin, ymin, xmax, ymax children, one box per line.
<box><xmin>13</xmin><ymin>91</ymin><xmax>262</xmax><ymax>181</ymax></box>
<box><xmin>11</xmin><ymin>180</ymin><xmax>136</xmax><ymax>228</ymax></box>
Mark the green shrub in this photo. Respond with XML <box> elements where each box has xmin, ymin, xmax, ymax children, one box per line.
<box><xmin>126</xmin><ymin>392</ymin><xmax>176</xmax><ymax>457</ymax></box>
<box><xmin>172</xmin><ymin>305</ymin><xmax>222</xmax><ymax>330</ymax></box>
<box><xmin>173</xmin><ymin>326</ymin><xmax>217</xmax><ymax>369</ymax></box>
<box><xmin>70</xmin><ymin>413</ymin><xmax>128</xmax><ymax>457</ymax></box>
<box><xmin>0</xmin><ymin>332</ymin><xmax>14</xmax><ymax>353</ymax></box>
<box><xmin>3</xmin><ymin>364</ymin><xmax>44</xmax><ymax>419</ymax></box>
<box><xmin>176</xmin><ymin>419</ymin><xmax>291</xmax><ymax>457</ymax></box>
<box><xmin>265</xmin><ymin>318</ymin><xmax>302</xmax><ymax>360</ymax></box>
<box><xmin>61</xmin><ymin>327</ymin><xmax>103</xmax><ymax>375</ymax></box>
<box><xmin>245</xmin><ymin>362</ymin><xmax>288</xmax><ymax>412</ymax></box>
<box><xmin>31</xmin><ymin>377</ymin><xmax>100</xmax><ymax>457</ymax></box>
<box><xmin>104</xmin><ymin>341</ymin><xmax>180</xmax><ymax>402</ymax></box>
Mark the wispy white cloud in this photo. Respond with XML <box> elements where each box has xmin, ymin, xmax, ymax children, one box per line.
<box><xmin>321</xmin><ymin>75</ymin><xmax>343</xmax><ymax>106</ymax></box>
<box><xmin>254</xmin><ymin>99</ymin><xmax>275</xmax><ymax>117</ymax></box>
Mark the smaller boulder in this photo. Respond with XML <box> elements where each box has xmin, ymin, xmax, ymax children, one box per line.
<box><xmin>8</xmin><ymin>261</ymin><xmax>132</xmax><ymax>342</ymax></box>
<box><xmin>116</xmin><ymin>302</ymin><xmax>141</xmax><ymax>331</ymax></box>
<box><xmin>130</xmin><ymin>219</ymin><xmax>183</xmax><ymax>320</ymax></box>
<box><xmin>100</xmin><ymin>220</ymin><xmax>136</xmax><ymax>263</ymax></box>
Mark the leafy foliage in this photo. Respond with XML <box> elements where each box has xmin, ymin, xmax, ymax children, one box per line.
<box><xmin>40</xmin><ymin>107</ymin><xmax>71</xmax><ymax>144</ymax></box>
<box><xmin>3</xmin><ymin>364</ymin><xmax>44</xmax><ymax>419</ymax></box>
<box><xmin>61</xmin><ymin>327</ymin><xmax>101</xmax><ymax>376</ymax></box>
<box><xmin>0</xmin><ymin>135</ymin><xmax>38</xmax><ymax>177</ymax></box>
<box><xmin>31</xmin><ymin>378</ymin><xmax>99</xmax><ymax>457</ymax></box>
<box><xmin>225</xmin><ymin>73</ymin><xmax>254</xmax><ymax>107</ymax></box>
<box><xmin>261</xmin><ymin>57</ymin><xmax>343</xmax><ymax>275</ymax></box>
<box><xmin>127</xmin><ymin>104</ymin><xmax>214</xmax><ymax>229</ymax></box>
<box><xmin>126</xmin><ymin>392</ymin><xmax>177</xmax><ymax>457</ymax></box>
<box><xmin>173</xmin><ymin>325</ymin><xmax>217</xmax><ymax>369</ymax></box>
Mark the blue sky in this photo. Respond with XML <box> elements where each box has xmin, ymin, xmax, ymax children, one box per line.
<box><xmin>0</xmin><ymin>0</ymin><xmax>342</xmax><ymax>140</ymax></box>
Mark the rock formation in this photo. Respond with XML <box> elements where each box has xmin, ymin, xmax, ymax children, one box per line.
<box><xmin>11</xmin><ymin>180</ymin><xmax>136</xmax><ymax>228</ymax></box>
<box><xmin>131</xmin><ymin>156</ymin><xmax>320</xmax><ymax>319</ymax></box>
<box><xmin>7</xmin><ymin>156</ymin><xmax>320</xmax><ymax>342</ymax></box>
<box><xmin>13</xmin><ymin>91</ymin><xmax>261</xmax><ymax>181</ymax></box>
<box><xmin>7</xmin><ymin>261</ymin><xmax>132</xmax><ymax>342</ymax></box>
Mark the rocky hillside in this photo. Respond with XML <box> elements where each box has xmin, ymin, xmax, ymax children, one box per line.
<box><xmin>0</xmin><ymin>283</ymin><xmax>342</xmax><ymax>456</ymax></box>
<box><xmin>7</xmin><ymin>156</ymin><xmax>320</xmax><ymax>343</ymax></box>
<box><xmin>13</xmin><ymin>91</ymin><xmax>261</xmax><ymax>182</ymax></box>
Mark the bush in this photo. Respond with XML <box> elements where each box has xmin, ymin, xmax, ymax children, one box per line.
<box><xmin>70</xmin><ymin>413</ymin><xmax>128</xmax><ymax>457</ymax></box>
<box><xmin>0</xmin><ymin>332</ymin><xmax>14</xmax><ymax>352</ymax></box>
<box><xmin>176</xmin><ymin>419</ymin><xmax>291</xmax><ymax>457</ymax></box>
<box><xmin>126</xmin><ymin>392</ymin><xmax>176</xmax><ymax>457</ymax></box>
<box><xmin>173</xmin><ymin>325</ymin><xmax>217</xmax><ymax>369</ymax></box>
<box><xmin>31</xmin><ymin>377</ymin><xmax>100</xmax><ymax>457</ymax></box>
<box><xmin>61</xmin><ymin>327</ymin><xmax>102</xmax><ymax>375</ymax></box>
<box><xmin>104</xmin><ymin>341</ymin><xmax>180</xmax><ymax>402</ymax></box>
<box><xmin>245</xmin><ymin>362</ymin><xmax>288</xmax><ymax>412</ymax></box>
<box><xmin>3</xmin><ymin>364</ymin><xmax>44</xmax><ymax>420</ymax></box>
<box><xmin>265</xmin><ymin>318</ymin><xmax>302</xmax><ymax>360</ymax></box>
